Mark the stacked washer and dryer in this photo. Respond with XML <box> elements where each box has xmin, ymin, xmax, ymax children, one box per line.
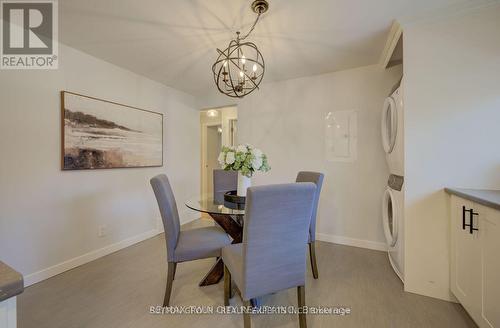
<box><xmin>381</xmin><ymin>79</ymin><xmax>405</xmax><ymax>282</ymax></box>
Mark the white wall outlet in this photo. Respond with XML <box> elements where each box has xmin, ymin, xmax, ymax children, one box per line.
<box><xmin>98</xmin><ymin>225</ymin><xmax>107</xmax><ymax>237</ymax></box>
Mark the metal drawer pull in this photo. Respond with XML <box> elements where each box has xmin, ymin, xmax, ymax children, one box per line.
<box><xmin>469</xmin><ymin>210</ymin><xmax>479</xmax><ymax>234</ymax></box>
<box><xmin>462</xmin><ymin>206</ymin><xmax>479</xmax><ymax>234</ymax></box>
<box><xmin>462</xmin><ymin>206</ymin><xmax>470</xmax><ymax>230</ymax></box>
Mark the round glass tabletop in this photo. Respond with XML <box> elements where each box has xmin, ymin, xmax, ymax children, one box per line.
<box><xmin>185</xmin><ymin>192</ymin><xmax>245</xmax><ymax>216</ymax></box>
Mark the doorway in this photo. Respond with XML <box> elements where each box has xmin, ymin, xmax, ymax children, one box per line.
<box><xmin>200</xmin><ymin>107</ymin><xmax>237</xmax><ymax>198</ymax></box>
<box><xmin>205</xmin><ymin>124</ymin><xmax>222</xmax><ymax>196</ymax></box>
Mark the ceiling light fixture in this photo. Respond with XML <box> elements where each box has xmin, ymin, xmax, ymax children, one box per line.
<box><xmin>212</xmin><ymin>0</ymin><xmax>269</xmax><ymax>98</ymax></box>
<box><xmin>206</xmin><ymin>109</ymin><xmax>219</xmax><ymax>117</ymax></box>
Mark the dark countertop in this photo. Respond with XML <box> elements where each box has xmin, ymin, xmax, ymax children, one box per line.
<box><xmin>445</xmin><ymin>188</ymin><xmax>500</xmax><ymax>211</ymax></box>
<box><xmin>0</xmin><ymin>261</ymin><xmax>24</xmax><ymax>302</ymax></box>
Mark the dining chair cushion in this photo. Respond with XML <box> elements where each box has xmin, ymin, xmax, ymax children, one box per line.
<box><xmin>221</xmin><ymin>243</ymin><xmax>244</xmax><ymax>288</ymax></box>
<box><xmin>174</xmin><ymin>226</ymin><xmax>232</xmax><ymax>263</ymax></box>
<box><xmin>296</xmin><ymin>171</ymin><xmax>324</xmax><ymax>242</ymax></box>
<box><xmin>150</xmin><ymin>174</ymin><xmax>182</xmax><ymax>262</ymax></box>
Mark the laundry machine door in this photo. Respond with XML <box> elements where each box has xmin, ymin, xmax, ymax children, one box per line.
<box><xmin>382</xmin><ymin>188</ymin><xmax>398</xmax><ymax>247</ymax></box>
<box><xmin>381</xmin><ymin>96</ymin><xmax>398</xmax><ymax>154</ymax></box>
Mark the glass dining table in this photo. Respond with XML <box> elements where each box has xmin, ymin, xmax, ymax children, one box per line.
<box><xmin>185</xmin><ymin>192</ymin><xmax>246</xmax><ymax>287</ymax></box>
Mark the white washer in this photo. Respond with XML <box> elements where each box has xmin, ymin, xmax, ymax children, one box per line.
<box><xmin>382</xmin><ymin>174</ymin><xmax>404</xmax><ymax>282</ymax></box>
<box><xmin>381</xmin><ymin>82</ymin><xmax>404</xmax><ymax>176</ymax></box>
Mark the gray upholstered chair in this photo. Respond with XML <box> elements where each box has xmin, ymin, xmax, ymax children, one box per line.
<box><xmin>222</xmin><ymin>183</ymin><xmax>316</xmax><ymax>328</ymax></box>
<box><xmin>296</xmin><ymin>171</ymin><xmax>324</xmax><ymax>279</ymax></box>
<box><xmin>213</xmin><ymin>169</ymin><xmax>237</xmax><ymax>195</ymax></box>
<box><xmin>150</xmin><ymin>174</ymin><xmax>232</xmax><ymax>306</ymax></box>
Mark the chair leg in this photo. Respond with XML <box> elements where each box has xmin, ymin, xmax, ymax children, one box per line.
<box><xmin>172</xmin><ymin>262</ymin><xmax>177</xmax><ymax>280</ymax></box>
<box><xmin>224</xmin><ymin>265</ymin><xmax>231</xmax><ymax>306</ymax></box>
<box><xmin>309</xmin><ymin>241</ymin><xmax>319</xmax><ymax>279</ymax></box>
<box><xmin>297</xmin><ymin>285</ymin><xmax>307</xmax><ymax>328</ymax></box>
<box><xmin>163</xmin><ymin>262</ymin><xmax>176</xmax><ymax>307</ymax></box>
<box><xmin>243</xmin><ymin>300</ymin><xmax>252</xmax><ymax>328</ymax></box>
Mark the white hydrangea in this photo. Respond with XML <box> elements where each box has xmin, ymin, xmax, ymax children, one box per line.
<box><xmin>236</xmin><ymin>145</ymin><xmax>247</xmax><ymax>153</ymax></box>
<box><xmin>217</xmin><ymin>144</ymin><xmax>270</xmax><ymax>177</ymax></box>
<box><xmin>252</xmin><ymin>156</ymin><xmax>263</xmax><ymax>170</ymax></box>
<box><xmin>218</xmin><ymin>152</ymin><xmax>225</xmax><ymax>165</ymax></box>
<box><xmin>252</xmin><ymin>148</ymin><xmax>263</xmax><ymax>158</ymax></box>
<box><xmin>225</xmin><ymin>151</ymin><xmax>235</xmax><ymax>165</ymax></box>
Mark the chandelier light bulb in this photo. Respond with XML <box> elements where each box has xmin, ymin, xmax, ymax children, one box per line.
<box><xmin>239</xmin><ymin>71</ymin><xmax>244</xmax><ymax>78</ymax></box>
<box><xmin>223</xmin><ymin>60</ymin><xmax>227</xmax><ymax>67</ymax></box>
<box><xmin>241</xmin><ymin>55</ymin><xmax>246</xmax><ymax>65</ymax></box>
<box><xmin>253</xmin><ymin>64</ymin><xmax>257</xmax><ymax>72</ymax></box>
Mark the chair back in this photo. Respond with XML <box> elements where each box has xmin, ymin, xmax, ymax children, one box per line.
<box><xmin>213</xmin><ymin>169</ymin><xmax>237</xmax><ymax>192</ymax></box>
<box><xmin>296</xmin><ymin>171</ymin><xmax>324</xmax><ymax>242</ymax></box>
<box><xmin>213</xmin><ymin>169</ymin><xmax>237</xmax><ymax>202</ymax></box>
<box><xmin>241</xmin><ymin>183</ymin><xmax>316</xmax><ymax>300</ymax></box>
<box><xmin>150</xmin><ymin>174</ymin><xmax>181</xmax><ymax>262</ymax></box>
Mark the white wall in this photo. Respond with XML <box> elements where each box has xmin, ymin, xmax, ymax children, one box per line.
<box><xmin>200</xmin><ymin>64</ymin><xmax>402</xmax><ymax>249</ymax></box>
<box><xmin>403</xmin><ymin>4</ymin><xmax>500</xmax><ymax>301</ymax></box>
<box><xmin>0</xmin><ymin>44</ymin><xmax>200</xmax><ymax>285</ymax></box>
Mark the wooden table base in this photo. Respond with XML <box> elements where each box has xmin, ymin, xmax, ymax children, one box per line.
<box><xmin>198</xmin><ymin>213</ymin><xmax>242</xmax><ymax>287</ymax></box>
<box><xmin>199</xmin><ymin>258</ymin><xmax>224</xmax><ymax>286</ymax></box>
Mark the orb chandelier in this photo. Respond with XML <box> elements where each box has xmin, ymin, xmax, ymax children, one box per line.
<box><xmin>212</xmin><ymin>0</ymin><xmax>269</xmax><ymax>98</ymax></box>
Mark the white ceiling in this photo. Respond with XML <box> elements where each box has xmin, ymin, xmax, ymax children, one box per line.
<box><xmin>59</xmin><ymin>0</ymin><xmax>466</xmax><ymax>96</ymax></box>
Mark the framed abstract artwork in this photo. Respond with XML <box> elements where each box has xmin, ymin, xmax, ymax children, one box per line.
<box><xmin>61</xmin><ymin>91</ymin><xmax>163</xmax><ymax>170</ymax></box>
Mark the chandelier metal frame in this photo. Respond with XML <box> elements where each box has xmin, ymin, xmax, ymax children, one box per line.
<box><xmin>212</xmin><ymin>0</ymin><xmax>269</xmax><ymax>98</ymax></box>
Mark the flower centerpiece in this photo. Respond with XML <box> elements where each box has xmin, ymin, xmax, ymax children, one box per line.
<box><xmin>218</xmin><ymin>144</ymin><xmax>270</xmax><ymax>196</ymax></box>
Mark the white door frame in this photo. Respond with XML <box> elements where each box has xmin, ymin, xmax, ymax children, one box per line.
<box><xmin>200</xmin><ymin>122</ymin><xmax>222</xmax><ymax>197</ymax></box>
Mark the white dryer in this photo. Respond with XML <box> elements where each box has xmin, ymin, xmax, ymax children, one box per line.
<box><xmin>382</xmin><ymin>174</ymin><xmax>404</xmax><ymax>282</ymax></box>
<box><xmin>381</xmin><ymin>82</ymin><xmax>404</xmax><ymax>176</ymax></box>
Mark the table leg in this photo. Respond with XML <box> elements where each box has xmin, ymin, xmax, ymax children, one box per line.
<box><xmin>199</xmin><ymin>257</ymin><xmax>224</xmax><ymax>286</ymax></box>
<box><xmin>209</xmin><ymin>213</ymin><xmax>243</xmax><ymax>242</ymax></box>
<box><xmin>198</xmin><ymin>213</ymin><xmax>243</xmax><ymax>286</ymax></box>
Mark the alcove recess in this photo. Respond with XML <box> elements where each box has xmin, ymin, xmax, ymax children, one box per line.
<box><xmin>380</xmin><ymin>21</ymin><xmax>403</xmax><ymax>70</ymax></box>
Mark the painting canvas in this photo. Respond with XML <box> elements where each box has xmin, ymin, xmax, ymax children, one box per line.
<box><xmin>61</xmin><ymin>91</ymin><xmax>163</xmax><ymax>170</ymax></box>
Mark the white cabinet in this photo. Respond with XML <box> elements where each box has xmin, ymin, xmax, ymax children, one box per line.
<box><xmin>0</xmin><ymin>297</ymin><xmax>17</xmax><ymax>328</ymax></box>
<box><xmin>450</xmin><ymin>198</ymin><xmax>482</xmax><ymax>318</ymax></box>
<box><xmin>450</xmin><ymin>195</ymin><xmax>500</xmax><ymax>328</ymax></box>
<box><xmin>481</xmin><ymin>206</ymin><xmax>500</xmax><ymax>327</ymax></box>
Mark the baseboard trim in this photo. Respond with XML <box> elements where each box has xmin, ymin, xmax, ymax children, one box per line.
<box><xmin>24</xmin><ymin>228</ymin><xmax>162</xmax><ymax>287</ymax></box>
<box><xmin>24</xmin><ymin>226</ymin><xmax>387</xmax><ymax>287</ymax></box>
<box><xmin>316</xmin><ymin>233</ymin><xmax>388</xmax><ymax>251</ymax></box>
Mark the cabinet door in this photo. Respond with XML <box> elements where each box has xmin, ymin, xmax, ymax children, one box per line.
<box><xmin>481</xmin><ymin>206</ymin><xmax>500</xmax><ymax>328</ymax></box>
<box><xmin>450</xmin><ymin>196</ymin><xmax>482</xmax><ymax>322</ymax></box>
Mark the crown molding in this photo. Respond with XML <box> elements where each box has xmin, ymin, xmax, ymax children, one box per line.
<box><xmin>379</xmin><ymin>0</ymin><xmax>500</xmax><ymax>69</ymax></box>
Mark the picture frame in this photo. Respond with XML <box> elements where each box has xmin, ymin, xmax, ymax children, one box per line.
<box><xmin>61</xmin><ymin>91</ymin><xmax>163</xmax><ymax>170</ymax></box>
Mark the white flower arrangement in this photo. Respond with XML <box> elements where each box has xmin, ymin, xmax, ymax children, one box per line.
<box><xmin>218</xmin><ymin>144</ymin><xmax>270</xmax><ymax>178</ymax></box>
